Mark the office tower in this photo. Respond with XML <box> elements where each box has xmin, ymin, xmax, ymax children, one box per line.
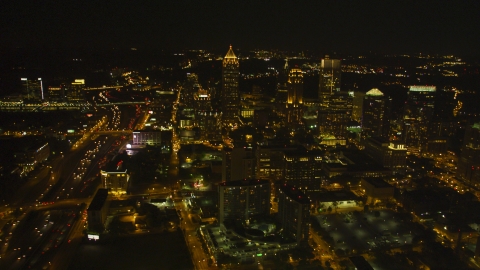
<box><xmin>183</xmin><ymin>73</ymin><xmax>200</xmax><ymax>108</ymax></box>
<box><xmin>403</xmin><ymin>86</ymin><xmax>436</xmax><ymax>150</ymax></box>
<box><xmin>352</xmin><ymin>91</ymin><xmax>365</xmax><ymax>122</ymax></box>
<box><xmin>21</xmin><ymin>78</ymin><xmax>43</xmax><ymax>100</ymax></box>
<box><xmin>67</xmin><ymin>79</ymin><xmax>86</xmax><ymax>101</ymax></box>
<box><xmin>218</xmin><ymin>179</ymin><xmax>270</xmax><ymax>225</ymax></box>
<box><xmin>277</xmin><ymin>184</ymin><xmax>310</xmax><ymax>244</ymax></box>
<box><xmin>284</xmin><ymin>149</ymin><xmax>323</xmax><ymax>193</ymax></box>
<box><xmin>48</xmin><ymin>84</ymin><xmax>67</xmax><ymax>101</ymax></box>
<box><xmin>256</xmin><ymin>145</ymin><xmax>298</xmax><ymax>180</ymax></box>
<box><xmin>286</xmin><ymin>68</ymin><xmax>304</xmax><ymax>124</ymax></box>
<box><xmin>196</xmin><ymin>111</ymin><xmax>221</xmax><ymax>141</ymax></box>
<box><xmin>221</xmin><ymin>46</ymin><xmax>240</xmax><ymax>127</ymax></box>
<box><xmin>364</xmin><ymin>137</ymin><xmax>407</xmax><ymax>175</ymax></box>
<box><xmin>457</xmin><ymin>122</ymin><xmax>480</xmax><ymax>185</ymax></box>
<box><xmin>275</xmin><ymin>83</ymin><xmax>288</xmax><ymax>118</ymax></box>
<box><xmin>222</xmin><ymin>147</ymin><xmax>255</xmax><ymax>181</ymax></box>
<box><xmin>318</xmin><ymin>55</ymin><xmax>341</xmax><ymax>106</ymax></box>
<box><xmin>317</xmin><ymin>90</ymin><xmax>353</xmax><ymax>138</ymax></box>
<box><xmin>362</xmin><ymin>88</ymin><xmax>390</xmax><ymax>139</ymax></box>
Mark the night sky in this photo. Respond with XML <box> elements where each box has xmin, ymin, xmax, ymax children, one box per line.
<box><xmin>1</xmin><ymin>1</ymin><xmax>479</xmax><ymax>55</ymax></box>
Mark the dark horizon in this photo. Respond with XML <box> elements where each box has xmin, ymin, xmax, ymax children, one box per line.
<box><xmin>1</xmin><ymin>1</ymin><xmax>479</xmax><ymax>56</ymax></box>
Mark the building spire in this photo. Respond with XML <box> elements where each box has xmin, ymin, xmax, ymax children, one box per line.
<box><xmin>224</xmin><ymin>45</ymin><xmax>237</xmax><ymax>59</ymax></box>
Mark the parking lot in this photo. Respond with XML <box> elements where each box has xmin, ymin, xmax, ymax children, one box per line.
<box><xmin>316</xmin><ymin>209</ymin><xmax>414</xmax><ymax>255</ymax></box>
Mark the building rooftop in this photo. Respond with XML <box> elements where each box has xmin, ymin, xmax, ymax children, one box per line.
<box><xmin>409</xmin><ymin>85</ymin><xmax>436</xmax><ymax>92</ymax></box>
<box><xmin>366</xmin><ymin>88</ymin><xmax>384</xmax><ymax>96</ymax></box>
<box><xmin>311</xmin><ymin>190</ymin><xmax>359</xmax><ymax>203</ymax></box>
<box><xmin>219</xmin><ymin>179</ymin><xmax>269</xmax><ymax>187</ymax></box>
<box><xmin>87</xmin><ymin>189</ymin><xmax>108</xmax><ymax>212</ymax></box>
<box><xmin>362</xmin><ymin>178</ymin><xmax>393</xmax><ymax>188</ymax></box>
<box><xmin>279</xmin><ymin>184</ymin><xmax>310</xmax><ymax>204</ymax></box>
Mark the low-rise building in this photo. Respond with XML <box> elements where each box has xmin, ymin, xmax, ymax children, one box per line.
<box><xmin>361</xmin><ymin>178</ymin><xmax>394</xmax><ymax>204</ymax></box>
<box><xmin>101</xmin><ymin>160</ymin><xmax>129</xmax><ymax>195</ymax></box>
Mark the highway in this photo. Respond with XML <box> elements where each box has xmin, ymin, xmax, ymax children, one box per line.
<box><xmin>0</xmin><ymin>100</ymin><xmax>139</xmax><ymax>269</ymax></box>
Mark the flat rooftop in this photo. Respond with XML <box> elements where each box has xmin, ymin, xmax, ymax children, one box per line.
<box><xmin>363</xmin><ymin>178</ymin><xmax>393</xmax><ymax>188</ymax></box>
<box><xmin>219</xmin><ymin>179</ymin><xmax>269</xmax><ymax>187</ymax></box>
<box><xmin>87</xmin><ymin>189</ymin><xmax>108</xmax><ymax>211</ymax></box>
<box><xmin>279</xmin><ymin>184</ymin><xmax>310</xmax><ymax>204</ymax></box>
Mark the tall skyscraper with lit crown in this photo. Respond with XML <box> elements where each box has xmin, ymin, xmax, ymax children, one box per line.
<box><xmin>287</xmin><ymin>68</ymin><xmax>304</xmax><ymax>124</ymax></box>
<box><xmin>362</xmin><ymin>88</ymin><xmax>391</xmax><ymax>139</ymax></box>
<box><xmin>221</xmin><ymin>46</ymin><xmax>240</xmax><ymax>127</ymax></box>
<box><xmin>403</xmin><ymin>85</ymin><xmax>436</xmax><ymax>150</ymax></box>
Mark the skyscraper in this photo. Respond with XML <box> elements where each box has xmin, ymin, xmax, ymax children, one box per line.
<box><xmin>221</xmin><ymin>46</ymin><xmax>240</xmax><ymax>127</ymax></box>
<box><xmin>362</xmin><ymin>88</ymin><xmax>390</xmax><ymax>139</ymax></box>
<box><xmin>286</xmin><ymin>68</ymin><xmax>304</xmax><ymax>124</ymax></box>
<box><xmin>318</xmin><ymin>55</ymin><xmax>341</xmax><ymax>106</ymax></box>
<box><xmin>403</xmin><ymin>86</ymin><xmax>436</xmax><ymax>150</ymax></box>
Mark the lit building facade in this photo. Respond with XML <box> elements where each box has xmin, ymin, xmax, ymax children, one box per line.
<box><xmin>21</xmin><ymin>78</ymin><xmax>43</xmax><ymax>100</ymax></box>
<box><xmin>286</xmin><ymin>68</ymin><xmax>304</xmax><ymax>124</ymax></box>
<box><xmin>283</xmin><ymin>149</ymin><xmax>323</xmax><ymax>193</ymax></box>
<box><xmin>218</xmin><ymin>179</ymin><xmax>270</xmax><ymax>225</ymax></box>
<box><xmin>221</xmin><ymin>46</ymin><xmax>240</xmax><ymax>127</ymax></box>
<box><xmin>277</xmin><ymin>184</ymin><xmax>310</xmax><ymax>244</ymax></box>
<box><xmin>101</xmin><ymin>167</ymin><xmax>129</xmax><ymax>195</ymax></box>
<box><xmin>403</xmin><ymin>86</ymin><xmax>436</xmax><ymax>150</ymax></box>
<box><xmin>318</xmin><ymin>55</ymin><xmax>341</xmax><ymax>106</ymax></box>
<box><xmin>362</xmin><ymin>88</ymin><xmax>390</xmax><ymax>139</ymax></box>
<box><xmin>67</xmin><ymin>79</ymin><xmax>86</xmax><ymax>101</ymax></box>
<box><xmin>364</xmin><ymin>137</ymin><xmax>407</xmax><ymax>175</ymax></box>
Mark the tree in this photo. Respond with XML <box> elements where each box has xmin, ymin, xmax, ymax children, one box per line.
<box><xmin>332</xmin><ymin>201</ymin><xmax>338</xmax><ymax>213</ymax></box>
<box><xmin>327</xmin><ymin>206</ymin><xmax>332</xmax><ymax>213</ymax></box>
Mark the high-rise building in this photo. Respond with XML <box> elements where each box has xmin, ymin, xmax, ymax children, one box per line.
<box><xmin>67</xmin><ymin>79</ymin><xmax>86</xmax><ymax>101</ymax></box>
<box><xmin>218</xmin><ymin>179</ymin><xmax>270</xmax><ymax>225</ymax></box>
<box><xmin>222</xmin><ymin>147</ymin><xmax>255</xmax><ymax>181</ymax></box>
<box><xmin>352</xmin><ymin>91</ymin><xmax>365</xmax><ymax>122</ymax></box>
<box><xmin>284</xmin><ymin>149</ymin><xmax>323</xmax><ymax>193</ymax></box>
<box><xmin>362</xmin><ymin>88</ymin><xmax>390</xmax><ymax>139</ymax></box>
<box><xmin>364</xmin><ymin>137</ymin><xmax>407</xmax><ymax>175</ymax></box>
<box><xmin>318</xmin><ymin>55</ymin><xmax>341</xmax><ymax>106</ymax></box>
<box><xmin>21</xmin><ymin>78</ymin><xmax>43</xmax><ymax>100</ymax></box>
<box><xmin>403</xmin><ymin>86</ymin><xmax>436</xmax><ymax>150</ymax></box>
<box><xmin>317</xmin><ymin>90</ymin><xmax>353</xmax><ymax>138</ymax></box>
<box><xmin>275</xmin><ymin>83</ymin><xmax>288</xmax><ymax>119</ymax></box>
<box><xmin>457</xmin><ymin>122</ymin><xmax>480</xmax><ymax>185</ymax></box>
<box><xmin>183</xmin><ymin>73</ymin><xmax>200</xmax><ymax>108</ymax></box>
<box><xmin>277</xmin><ymin>184</ymin><xmax>310</xmax><ymax>244</ymax></box>
<box><xmin>286</xmin><ymin>68</ymin><xmax>304</xmax><ymax>124</ymax></box>
<box><xmin>221</xmin><ymin>46</ymin><xmax>240</xmax><ymax>127</ymax></box>
<box><xmin>48</xmin><ymin>84</ymin><xmax>67</xmax><ymax>102</ymax></box>
<box><xmin>256</xmin><ymin>145</ymin><xmax>299</xmax><ymax>180</ymax></box>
